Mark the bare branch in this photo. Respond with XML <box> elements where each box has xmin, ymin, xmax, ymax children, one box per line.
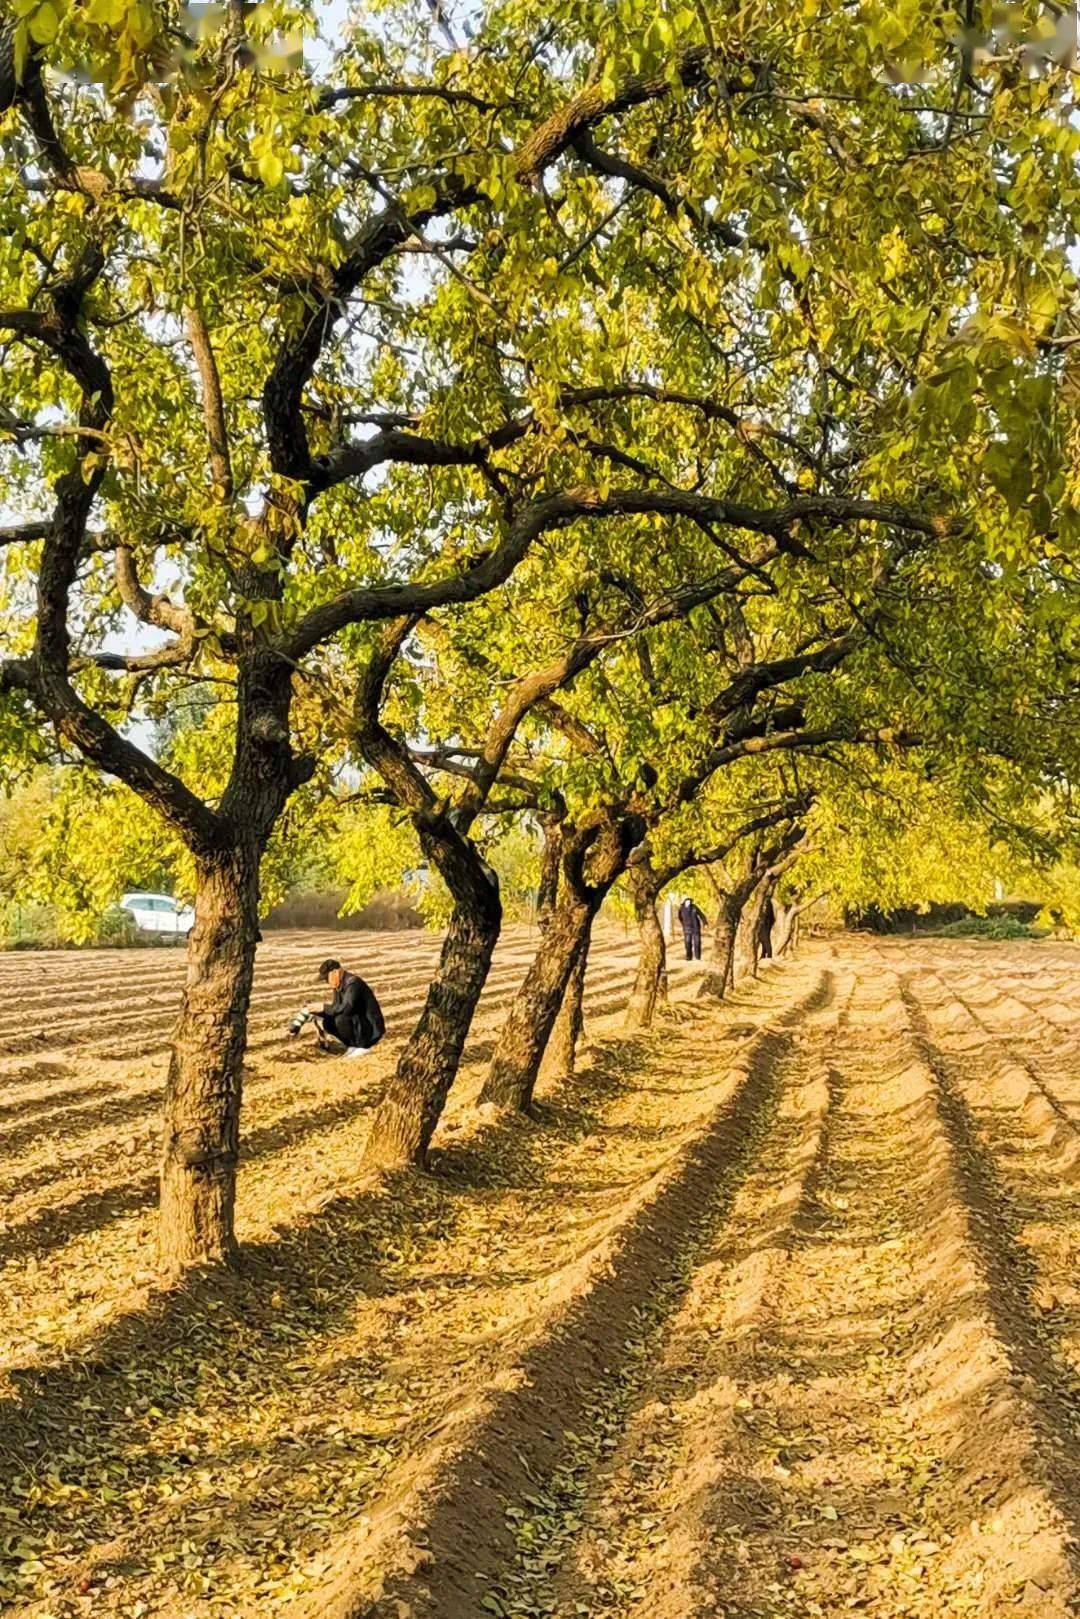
<box><xmin>706</xmin><ymin>629</ymin><xmax>864</xmax><ymax>722</ymax></box>
<box><xmin>318</xmin><ymin>82</ymin><xmax>502</xmax><ymax>112</ymax></box>
<box><xmin>185</xmin><ymin>304</ymin><xmax>234</xmax><ymax>500</ymax></box>
<box><xmin>262</xmin><ymin>173</ymin><xmax>480</xmax><ymax>489</ymax></box>
<box><xmin>0</xmin><ymin>519</ymin><xmax>51</xmax><ymax>546</ymax></box>
<box><xmin>649</xmin><ymin>792</ymin><xmax>816</xmax><ymax>889</ymax></box>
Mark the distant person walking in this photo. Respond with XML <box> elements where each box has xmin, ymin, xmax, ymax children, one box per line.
<box><xmin>678</xmin><ymin>897</ymin><xmax>707</xmax><ymax>961</ymax></box>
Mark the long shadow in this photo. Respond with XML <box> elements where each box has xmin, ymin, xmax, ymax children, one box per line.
<box><xmin>902</xmin><ymin>978</ymin><xmax>1080</xmax><ymax>1560</ymax></box>
<box><xmin>0</xmin><ymin>983</ymin><xmax>656</xmax><ymax>1266</ymax></box>
<box><xmin>3</xmin><ymin>1083</ymin><xmax>149</xmax><ymax>1156</ymax></box>
<box><xmin>307</xmin><ymin>972</ymin><xmax>833</xmax><ymax>1619</ymax></box>
<box><xmin>682</xmin><ymin>1014</ymin><xmax>1071</xmax><ymax>1613</ymax></box>
<box><xmin>0</xmin><ymin>1078</ymin><xmax>119</xmax><ymax>1126</ymax></box>
<box><xmin>0</xmin><ymin>1152</ymin><xmax>479</xmax><ymax>1597</ymax></box>
<box><xmin>426</xmin><ymin>1030</ymin><xmax>658</xmax><ymax>1191</ymax></box>
<box><xmin>0</xmin><ymin>994</ymin><xmax>752</xmax><ymax>1602</ymax></box>
<box><xmin>0</xmin><ymin>1082</ymin><xmax>382</xmax><ymax>1267</ymax></box>
<box><xmin>1</xmin><ymin>971</ymin><xmax>822</xmax><ymax>1611</ymax></box>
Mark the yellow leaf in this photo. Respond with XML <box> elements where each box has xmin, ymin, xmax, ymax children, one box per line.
<box><xmin>29</xmin><ymin>2</ymin><xmax>60</xmax><ymax>45</ymax></box>
<box><xmin>258</xmin><ymin>151</ymin><xmax>284</xmax><ymax>188</ymax></box>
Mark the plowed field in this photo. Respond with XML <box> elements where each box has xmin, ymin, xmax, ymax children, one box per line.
<box><xmin>1</xmin><ymin>931</ymin><xmax>1078</xmax><ymax>1619</ymax></box>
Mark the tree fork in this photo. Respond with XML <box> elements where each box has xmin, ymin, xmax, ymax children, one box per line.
<box><xmin>363</xmin><ymin>816</ymin><xmax>501</xmax><ymax>1169</ymax></box>
<box><xmin>542</xmin><ymin>918</ymin><xmax>591</xmax><ymax>1083</ymax></box>
<box><xmin>481</xmin><ymin>814</ymin><xmax>643</xmax><ymax>1113</ymax></box>
<box><xmin>699</xmin><ymin>890</ymin><xmax>742</xmax><ymax>1001</ymax></box>
<box><xmin>480</xmin><ymin>894</ymin><xmax>590</xmax><ymax>1113</ymax></box>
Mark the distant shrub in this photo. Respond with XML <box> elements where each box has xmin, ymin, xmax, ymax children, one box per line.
<box><xmin>97</xmin><ymin>905</ymin><xmax>141</xmax><ymax>946</ymax></box>
<box><xmin>936</xmin><ymin>914</ymin><xmax>1035</xmax><ymax>940</ymax></box>
<box><xmin>0</xmin><ymin>900</ymin><xmax>62</xmax><ymax>950</ymax></box>
<box><xmin>0</xmin><ymin>900</ymin><xmax>172</xmax><ymax>950</ymax></box>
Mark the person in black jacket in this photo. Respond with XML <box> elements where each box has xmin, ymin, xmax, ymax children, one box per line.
<box><xmin>678</xmin><ymin>896</ymin><xmax>708</xmax><ymax>961</ymax></box>
<box><xmin>307</xmin><ymin>958</ymin><xmax>385</xmax><ymax>1058</ymax></box>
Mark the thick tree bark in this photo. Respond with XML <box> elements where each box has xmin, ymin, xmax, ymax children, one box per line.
<box><xmin>159</xmin><ymin>844</ymin><xmax>260</xmax><ymax>1275</ymax></box>
<box><xmin>772</xmin><ymin>900</ymin><xmax>797</xmax><ymax>957</ymax></box>
<box><xmin>481</xmin><ymin>813</ymin><xmax>642</xmax><ymax>1113</ymax></box>
<box><xmin>699</xmin><ymin>892</ymin><xmax>741</xmax><ymax>999</ymax></box>
<box><xmin>481</xmin><ymin>893</ymin><xmax>590</xmax><ymax>1112</ymax></box>
<box><xmin>158</xmin><ymin>641</ymin><xmax>307</xmax><ymax>1276</ymax></box>
<box><xmin>364</xmin><ymin>817</ymin><xmax>501</xmax><ymax>1168</ymax></box>
<box><xmin>624</xmin><ymin>866</ymin><xmax>666</xmax><ymax>1030</ymax></box>
<box><xmin>543</xmin><ymin>918</ymin><xmax>590</xmax><ymax>1082</ymax></box>
<box><xmin>733</xmin><ymin>879</ymin><xmax>767</xmax><ymax>981</ymax></box>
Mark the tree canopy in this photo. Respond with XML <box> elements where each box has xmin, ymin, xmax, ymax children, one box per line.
<box><xmin>0</xmin><ymin>0</ymin><xmax>1077</xmax><ymax>1271</ymax></box>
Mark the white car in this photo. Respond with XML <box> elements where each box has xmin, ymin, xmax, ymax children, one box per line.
<box><xmin>119</xmin><ymin>891</ymin><xmax>196</xmax><ymax>937</ymax></box>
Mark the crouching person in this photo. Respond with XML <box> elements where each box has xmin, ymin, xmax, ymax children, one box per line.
<box><xmin>309</xmin><ymin>958</ymin><xmax>385</xmax><ymax>1058</ymax></box>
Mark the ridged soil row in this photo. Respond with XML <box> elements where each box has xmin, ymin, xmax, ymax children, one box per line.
<box><xmin>901</xmin><ymin>964</ymin><xmax>1080</xmax><ymax>1585</ymax></box>
<box><xmin>495</xmin><ymin>964</ymin><xmax>1079</xmax><ymax>1619</ymax></box>
<box><xmin>0</xmin><ymin>930</ymin><xmax>645</xmax><ymax>1061</ymax></box>
<box><xmin>0</xmin><ymin>937</ymin><xmax>664</xmax><ymax>1368</ymax></box>
<box><xmin>0</xmin><ymin>946</ymin><xmax>649</xmax><ymax>1237</ymax></box>
<box><xmin>923</xmin><ymin>961</ymin><xmax>1080</xmax><ymax>1128</ymax></box>
<box><xmin>0</xmin><ymin>942</ymin><xmax>640</xmax><ymax>1111</ymax></box>
<box><xmin>533</xmin><ymin>964</ymin><xmax>855</xmax><ymax>1619</ymax></box>
<box><xmin>0</xmin><ymin>959</ymin><xmax>819</xmax><ymax>1617</ymax></box>
<box><xmin>289</xmin><ymin>963</ymin><xmax>834</xmax><ymax>1619</ymax></box>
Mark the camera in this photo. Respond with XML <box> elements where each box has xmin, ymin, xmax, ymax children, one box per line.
<box><xmin>287</xmin><ymin>1007</ymin><xmax>312</xmax><ymax>1038</ymax></box>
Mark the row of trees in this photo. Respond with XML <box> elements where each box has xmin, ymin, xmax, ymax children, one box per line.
<box><xmin>1</xmin><ymin>0</ymin><xmax>1077</xmax><ymax>1275</ymax></box>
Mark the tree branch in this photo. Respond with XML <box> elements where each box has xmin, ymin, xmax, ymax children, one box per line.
<box><xmin>0</xmin><ymin>519</ymin><xmax>52</xmax><ymax>546</ymax></box>
<box><xmin>651</xmin><ymin>793</ymin><xmax>816</xmax><ymax>889</ymax></box>
<box><xmin>706</xmin><ymin>629</ymin><xmax>864</xmax><ymax>722</ymax></box>
<box><xmin>283</xmin><ymin>484</ymin><xmax>943</xmax><ymax>662</ymax></box>
<box><xmin>514</xmin><ymin>46</ymin><xmax>716</xmax><ymax>181</ymax></box>
<box><xmin>4</xmin><ymin>244</ymin><xmax>226</xmax><ymax>855</ymax></box>
<box><xmin>318</xmin><ymin>82</ymin><xmax>502</xmax><ymax>112</ymax></box>
<box><xmin>185</xmin><ymin>304</ymin><xmax>234</xmax><ymax>500</ymax></box>
<box><xmin>262</xmin><ymin>173</ymin><xmax>480</xmax><ymax>489</ymax></box>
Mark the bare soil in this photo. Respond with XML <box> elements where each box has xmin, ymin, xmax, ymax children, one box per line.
<box><xmin>1</xmin><ymin>931</ymin><xmax>1078</xmax><ymax>1619</ymax></box>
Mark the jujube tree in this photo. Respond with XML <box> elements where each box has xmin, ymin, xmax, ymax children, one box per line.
<box><xmin>0</xmin><ymin>0</ymin><xmax>1076</xmax><ymax>1273</ymax></box>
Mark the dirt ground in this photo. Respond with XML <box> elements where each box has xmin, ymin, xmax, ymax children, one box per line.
<box><xmin>1</xmin><ymin>929</ymin><xmax>1078</xmax><ymax>1619</ymax></box>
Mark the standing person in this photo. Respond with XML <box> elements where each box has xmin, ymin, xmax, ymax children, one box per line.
<box><xmin>307</xmin><ymin>958</ymin><xmax>385</xmax><ymax>1058</ymax></box>
<box><xmin>678</xmin><ymin>896</ymin><xmax>707</xmax><ymax>961</ymax></box>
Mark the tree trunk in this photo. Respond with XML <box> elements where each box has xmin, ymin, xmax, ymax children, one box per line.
<box><xmin>159</xmin><ymin>844</ymin><xmax>261</xmax><ymax>1276</ymax></box>
<box><xmin>480</xmin><ymin>894</ymin><xmax>590</xmax><ymax>1113</ymax></box>
<box><xmin>536</xmin><ymin>813</ymin><xmax>563</xmax><ymax>929</ymax></box>
<box><xmin>625</xmin><ymin>872</ymin><xmax>666</xmax><ymax>1030</ymax></box>
<box><xmin>752</xmin><ymin>876</ymin><xmax>779</xmax><ymax>967</ymax></box>
<box><xmin>481</xmin><ymin>813</ymin><xmax>643</xmax><ymax>1114</ymax></box>
<box><xmin>733</xmin><ymin>881</ymin><xmax>766</xmax><ymax>982</ymax></box>
<box><xmin>543</xmin><ymin>918</ymin><xmax>590</xmax><ymax>1082</ymax></box>
<box><xmin>364</xmin><ymin>819</ymin><xmax>501</xmax><ymax>1169</ymax></box>
<box><xmin>772</xmin><ymin>900</ymin><xmax>797</xmax><ymax>957</ymax></box>
<box><xmin>699</xmin><ymin>893</ymin><xmax>741</xmax><ymax>1000</ymax></box>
